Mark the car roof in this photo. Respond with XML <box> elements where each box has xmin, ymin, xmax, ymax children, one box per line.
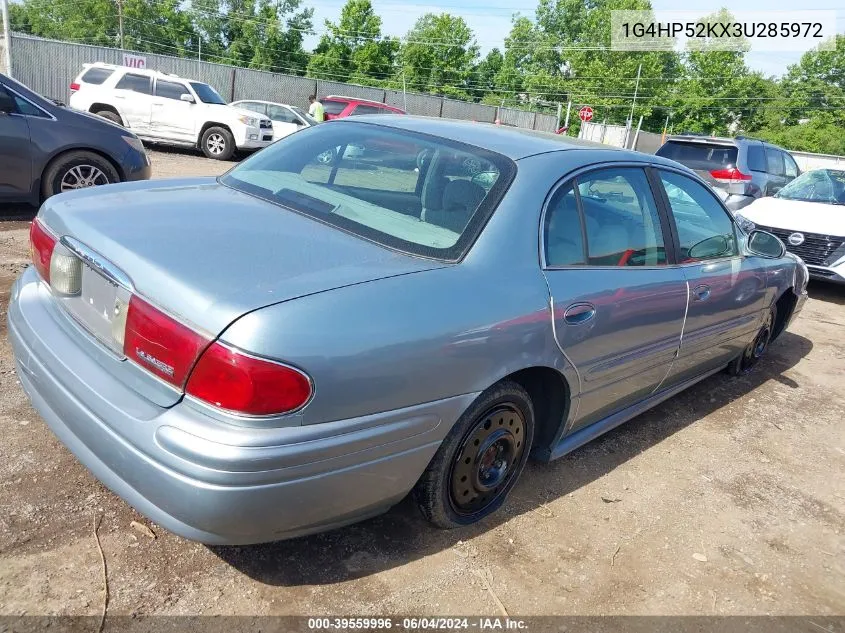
<box><xmin>324</xmin><ymin>95</ymin><xmax>393</xmax><ymax>106</ymax></box>
<box><xmin>332</xmin><ymin>115</ymin><xmax>680</xmax><ymax>162</ymax></box>
<box><xmin>83</xmin><ymin>62</ymin><xmax>194</xmax><ymax>82</ymax></box>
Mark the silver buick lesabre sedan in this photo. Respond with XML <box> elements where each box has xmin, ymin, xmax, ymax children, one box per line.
<box><xmin>9</xmin><ymin>116</ymin><xmax>809</xmax><ymax>544</ymax></box>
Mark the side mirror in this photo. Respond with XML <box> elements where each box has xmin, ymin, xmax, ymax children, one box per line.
<box><xmin>688</xmin><ymin>234</ymin><xmax>730</xmax><ymax>260</ymax></box>
<box><xmin>747</xmin><ymin>230</ymin><xmax>786</xmax><ymax>259</ymax></box>
<box><xmin>180</xmin><ymin>93</ymin><xmax>195</xmax><ymax>103</ymax></box>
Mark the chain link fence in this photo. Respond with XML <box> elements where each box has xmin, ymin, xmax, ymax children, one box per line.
<box><xmin>9</xmin><ymin>33</ymin><xmax>561</xmax><ymax>133</ymax></box>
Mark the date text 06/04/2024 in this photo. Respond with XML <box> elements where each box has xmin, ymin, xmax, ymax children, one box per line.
<box><xmin>307</xmin><ymin>617</ymin><xmax>529</xmax><ymax>630</ymax></box>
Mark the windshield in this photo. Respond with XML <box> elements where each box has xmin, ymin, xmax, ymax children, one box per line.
<box><xmin>656</xmin><ymin>141</ymin><xmax>738</xmax><ymax>171</ymax></box>
<box><xmin>292</xmin><ymin>106</ymin><xmax>318</xmax><ymax>125</ymax></box>
<box><xmin>189</xmin><ymin>82</ymin><xmax>226</xmax><ymax>105</ymax></box>
<box><xmin>775</xmin><ymin>169</ymin><xmax>845</xmax><ymax>204</ymax></box>
<box><xmin>219</xmin><ymin>122</ymin><xmax>515</xmax><ymax>260</ymax></box>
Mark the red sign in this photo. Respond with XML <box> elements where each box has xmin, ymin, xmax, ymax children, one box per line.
<box><xmin>579</xmin><ymin>106</ymin><xmax>593</xmax><ymax>122</ymax></box>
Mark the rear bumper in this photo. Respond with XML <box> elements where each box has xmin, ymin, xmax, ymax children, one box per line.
<box><xmin>8</xmin><ymin>268</ymin><xmax>471</xmax><ymax>544</ymax></box>
<box><xmin>724</xmin><ymin>194</ymin><xmax>756</xmax><ymax>212</ymax></box>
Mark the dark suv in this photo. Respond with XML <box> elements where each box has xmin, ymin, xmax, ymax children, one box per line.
<box><xmin>0</xmin><ymin>73</ymin><xmax>151</xmax><ymax>205</ymax></box>
<box><xmin>656</xmin><ymin>135</ymin><xmax>800</xmax><ymax>212</ymax></box>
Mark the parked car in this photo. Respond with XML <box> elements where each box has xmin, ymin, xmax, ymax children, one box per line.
<box><xmin>735</xmin><ymin>168</ymin><xmax>845</xmax><ymax>284</ymax></box>
<box><xmin>656</xmin><ymin>135</ymin><xmax>800</xmax><ymax>212</ymax></box>
<box><xmin>321</xmin><ymin>95</ymin><xmax>406</xmax><ymax>120</ymax></box>
<box><xmin>230</xmin><ymin>99</ymin><xmax>316</xmax><ymax>141</ymax></box>
<box><xmin>68</xmin><ymin>63</ymin><xmax>274</xmax><ymax>160</ymax></box>
<box><xmin>0</xmin><ymin>72</ymin><xmax>150</xmax><ymax>204</ymax></box>
<box><xmin>9</xmin><ymin>117</ymin><xmax>808</xmax><ymax>545</ymax></box>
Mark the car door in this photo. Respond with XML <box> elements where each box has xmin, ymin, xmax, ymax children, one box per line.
<box><xmin>151</xmin><ymin>79</ymin><xmax>195</xmax><ymax>142</ymax></box>
<box><xmin>542</xmin><ymin>166</ymin><xmax>688</xmax><ymax>432</ymax></box>
<box><xmin>112</xmin><ymin>72</ymin><xmax>153</xmax><ymax>133</ymax></box>
<box><xmin>764</xmin><ymin>147</ymin><xmax>787</xmax><ymax>195</ymax></box>
<box><xmin>265</xmin><ymin>104</ymin><xmax>301</xmax><ymax>140</ymax></box>
<box><xmin>654</xmin><ymin>168</ymin><xmax>768</xmax><ymax>385</ymax></box>
<box><xmin>0</xmin><ymin>85</ymin><xmax>32</xmax><ymax>199</ymax></box>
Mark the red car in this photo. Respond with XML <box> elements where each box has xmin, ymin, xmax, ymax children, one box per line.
<box><xmin>321</xmin><ymin>95</ymin><xmax>406</xmax><ymax>120</ymax></box>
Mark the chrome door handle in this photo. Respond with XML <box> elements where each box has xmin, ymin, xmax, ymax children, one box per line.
<box><xmin>563</xmin><ymin>303</ymin><xmax>596</xmax><ymax>325</ymax></box>
<box><xmin>693</xmin><ymin>285</ymin><xmax>711</xmax><ymax>301</ymax></box>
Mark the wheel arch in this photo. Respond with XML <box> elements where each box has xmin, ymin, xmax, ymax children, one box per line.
<box><xmin>197</xmin><ymin>121</ymin><xmax>234</xmax><ymax>147</ymax></box>
<box><xmin>38</xmin><ymin>147</ymin><xmax>125</xmax><ymax>201</ymax></box>
<box><xmin>771</xmin><ymin>287</ymin><xmax>797</xmax><ymax>342</ymax></box>
<box><xmin>496</xmin><ymin>366</ymin><xmax>572</xmax><ymax>455</ymax></box>
<box><xmin>88</xmin><ymin>103</ymin><xmax>124</xmax><ymax>125</ymax></box>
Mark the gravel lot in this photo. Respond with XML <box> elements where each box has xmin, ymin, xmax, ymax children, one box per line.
<box><xmin>0</xmin><ymin>148</ymin><xmax>843</xmax><ymax>618</ymax></box>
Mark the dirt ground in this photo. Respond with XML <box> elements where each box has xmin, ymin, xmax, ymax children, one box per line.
<box><xmin>0</xmin><ymin>148</ymin><xmax>843</xmax><ymax>619</ymax></box>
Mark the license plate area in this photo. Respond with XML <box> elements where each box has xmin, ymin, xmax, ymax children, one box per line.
<box><xmin>57</xmin><ymin>262</ymin><xmax>129</xmax><ymax>356</ymax></box>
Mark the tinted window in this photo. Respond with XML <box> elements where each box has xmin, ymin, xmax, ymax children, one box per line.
<box><xmin>765</xmin><ymin>148</ymin><xmax>785</xmax><ymax>176</ymax></box>
<box><xmin>80</xmin><ymin>67</ymin><xmax>114</xmax><ymax>85</ymax></box>
<box><xmin>577</xmin><ymin>168</ymin><xmax>666</xmax><ymax>266</ymax></box>
<box><xmin>322</xmin><ymin>100</ymin><xmax>348</xmax><ymax>115</ymax></box>
<box><xmin>747</xmin><ymin>145</ymin><xmax>766</xmax><ymax>172</ymax></box>
<box><xmin>115</xmin><ymin>73</ymin><xmax>151</xmax><ymax>95</ymax></box>
<box><xmin>13</xmin><ymin>94</ymin><xmax>48</xmax><ymax>117</ymax></box>
<box><xmin>660</xmin><ymin>171</ymin><xmax>738</xmax><ymax>262</ymax></box>
<box><xmin>545</xmin><ymin>183</ymin><xmax>585</xmax><ymax>266</ymax></box>
<box><xmin>783</xmin><ymin>152</ymin><xmax>799</xmax><ymax>178</ymax></box>
<box><xmin>267</xmin><ymin>104</ymin><xmax>298</xmax><ymax>123</ymax></box>
<box><xmin>155</xmin><ymin>80</ymin><xmax>190</xmax><ymax>100</ymax></box>
<box><xmin>352</xmin><ymin>104</ymin><xmax>384</xmax><ymax>115</ymax></box>
<box><xmin>189</xmin><ymin>82</ymin><xmax>226</xmax><ymax>105</ymax></box>
<box><xmin>656</xmin><ymin>141</ymin><xmax>738</xmax><ymax>171</ymax></box>
<box><xmin>0</xmin><ymin>86</ymin><xmax>15</xmax><ymax>113</ymax></box>
<box><xmin>221</xmin><ymin>122</ymin><xmax>514</xmax><ymax>260</ymax></box>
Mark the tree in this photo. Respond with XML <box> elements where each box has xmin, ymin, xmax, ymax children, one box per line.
<box><xmin>306</xmin><ymin>0</ymin><xmax>396</xmax><ymax>84</ymax></box>
<box><xmin>396</xmin><ymin>13</ymin><xmax>479</xmax><ymax>99</ymax></box>
<box><xmin>468</xmin><ymin>48</ymin><xmax>503</xmax><ymax>101</ymax></box>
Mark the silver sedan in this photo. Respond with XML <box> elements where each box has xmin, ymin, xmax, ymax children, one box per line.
<box><xmin>8</xmin><ymin>116</ymin><xmax>808</xmax><ymax>544</ymax></box>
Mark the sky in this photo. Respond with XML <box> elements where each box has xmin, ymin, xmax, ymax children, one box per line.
<box><xmin>303</xmin><ymin>0</ymin><xmax>844</xmax><ymax>78</ymax></box>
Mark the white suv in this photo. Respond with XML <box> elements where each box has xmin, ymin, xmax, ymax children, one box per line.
<box><xmin>69</xmin><ymin>63</ymin><xmax>273</xmax><ymax>160</ymax></box>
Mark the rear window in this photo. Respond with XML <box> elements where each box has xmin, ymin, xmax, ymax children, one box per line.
<box><xmin>80</xmin><ymin>67</ymin><xmax>114</xmax><ymax>85</ymax></box>
<box><xmin>220</xmin><ymin>122</ymin><xmax>515</xmax><ymax>261</ymax></box>
<box><xmin>656</xmin><ymin>141</ymin><xmax>738</xmax><ymax>171</ymax></box>
<box><xmin>322</xmin><ymin>100</ymin><xmax>348</xmax><ymax>115</ymax></box>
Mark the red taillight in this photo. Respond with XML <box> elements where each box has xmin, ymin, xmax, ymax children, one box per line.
<box><xmin>123</xmin><ymin>296</ymin><xmax>210</xmax><ymax>388</ymax></box>
<box><xmin>30</xmin><ymin>219</ymin><xmax>57</xmax><ymax>283</ymax></box>
<box><xmin>710</xmin><ymin>168</ymin><xmax>752</xmax><ymax>182</ymax></box>
<box><xmin>70</xmin><ymin>82</ymin><xmax>80</xmax><ymax>92</ymax></box>
<box><xmin>186</xmin><ymin>342</ymin><xmax>312</xmax><ymax>416</ymax></box>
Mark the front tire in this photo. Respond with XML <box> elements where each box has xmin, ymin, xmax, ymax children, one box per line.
<box><xmin>94</xmin><ymin>109</ymin><xmax>123</xmax><ymax>126</ymax></box>
<box><xmin>41</xmin><ymin>151</ymin><xmax>120</xmax><ymax>199</ymax></box>
<box><xmin>414</xmin><ymin>380</ymin><xmax>534</xmax><ymax>529</ymax></box>
<box><xmin>728</xmin><ymin>303</ymin><xmax>777</xmax><ymax>375</ymax></box>
<box><xmin>201</xmin><ymin>126</ymin><xmax>235</xmax><ymax>160</ymax></box>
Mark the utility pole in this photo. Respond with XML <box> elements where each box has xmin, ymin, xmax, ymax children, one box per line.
<box><xmin>198</xmin><ymin>37</ymin><xmax>201</xmax><ymax>75</ymax></box>
<box><xmin>564</xmin><ymin>100</ymin><xmax>572</xmax><ymax>129</ymax></box>
<box><xmin>624</xmin><ymin>63</ymin><xmax>641</xmax><ymax>148</ymax></box>
<box><xmin>402</xmin><ymin>71</ymin><xmax>407</xmax><ymax>112</ymax></box>
<box><xmin>556</xmin><ymin>102</ymin><xmax>562</xmax><ymax>128</ymax></box>
<box><xmin>116</xmin><ymin>0</ymin><xmax>124</xmax><ymax>49</ymax></box>
<box><xmin>661</xmin><ymin>112</ymin><xmax>670</xmax><ymax>144</ymax></box>
<box><xmin>1</xmin><ymin>0</ymin><xmax>12</xmax><ymax>77</ymax></box>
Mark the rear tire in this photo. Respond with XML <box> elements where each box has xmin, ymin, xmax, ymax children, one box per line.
<box><xmin>41</xmin><ymin>151</ymin><xmax>120</xmax><ymax>199</ymax></box>
<box><xmin>728</xmin><ymin>303</ymin><xmax>777</xmax><ymax>376</ymax></box>
<box><xmin>201</xmin><ymin>126</ymin><xmax>235</xmax><ymax>160</ymax></box>
<box><xmin>94</xmin><ymin>109</ymin><xmax>123</xmax><ymax>125</ymax></box>
<box><xmin>414</xmin><ymin>380</ymin><xmax>534</xmax><ymax>529</ymax></box>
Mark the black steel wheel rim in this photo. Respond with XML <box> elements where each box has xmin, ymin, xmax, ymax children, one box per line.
<box><xmin>449</xmin><ymin>404</ymin><xmax>526</xmax><ymax>516</ymax></box>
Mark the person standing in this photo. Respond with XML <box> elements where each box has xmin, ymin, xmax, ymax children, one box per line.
<box><xmin>308</xmin><ymin>95</ymin><xmax>325</xmax><ymax>122</ymax></box>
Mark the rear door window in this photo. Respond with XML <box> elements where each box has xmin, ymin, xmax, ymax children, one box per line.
<box><xmin>765</xmin><ymin>148</ymin><xmax>785</xmax><ymax>176</ymax></box>
<box><xmin>656</xmin><ymin>141</ymin><xmax>738</xmax><ymax>171</ymax></box>
<box><xmin>351</xmin><ymin>104</ymin><xmax>384</xmax><ymax>115</ymax></box>
<box><xmin>115</xmin><ymin>73</ymin><xmax>152</xmax><ymax>95</ymax></box>
<box><xmin>747</xmin><ymin>145</ymin><xmax>766</xmax><ymax>172</ymax></box>
<box><xmin>322</xmin><ymin>100</ymin><xmax>348</xmax><ymax>116</ymax></box>
<box><xmin>80</xmin><ymin>67</ymin><xmax>115</xmax><ymax>85</ymax></box>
